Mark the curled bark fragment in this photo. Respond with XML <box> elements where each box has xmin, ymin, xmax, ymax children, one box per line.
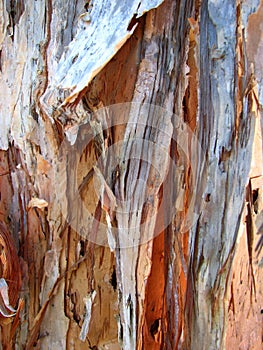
<box><xmin>0</xmin><ymin>222</ymin><xmax>22</xmax><ymax>348</ymax></box>
<box><xmin>41</xmin><ymin>0</ymin><xmax>165</xmax><ymax>113</ymax></box>
<box><xmin>0</xmin><ymin>222</ymin><xmax>21</xmax><ymax>307</ymax></box>
<box><xmin>0</xmin><ymin>278</ymin><xmax>17</xmax><ymax>318</ymax></box>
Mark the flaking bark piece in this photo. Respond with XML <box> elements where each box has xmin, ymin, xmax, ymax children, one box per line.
<box><xmin>42</xmin><ymin>0</ymin><xmax>165</xmax><ymax>109</ymax></box>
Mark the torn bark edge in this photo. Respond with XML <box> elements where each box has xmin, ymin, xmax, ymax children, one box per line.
<box><xmin>79</xmin><ymin>290</ymin><xmax>96</xmax><ymax>342</ymax></box>
<box><xmin>41</xmin><ymin>1</ymin><xmax>165</xmax><ymax>114</ymax></box>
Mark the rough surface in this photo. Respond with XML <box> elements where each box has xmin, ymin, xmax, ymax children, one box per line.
<box><xmin>0</xmin><ymin>0</ymin><xmax>262</xmax><ymax>349</ymax></box>
<box><xmin>42</xmin><ymin>0</ymin><xmax>164</xmax><ymax>108</ymax></box>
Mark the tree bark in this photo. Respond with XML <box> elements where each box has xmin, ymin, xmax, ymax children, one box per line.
<box><xmin>0</xmin><ymin>0</ymin><xmax>262</xmax><ymax>349</ymax></box>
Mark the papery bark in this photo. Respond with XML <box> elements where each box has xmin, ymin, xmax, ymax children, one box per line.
<box><xmin>0</xmin><ymin>0</ymin><xmax>262</xmax><ymax>349</ymax></box>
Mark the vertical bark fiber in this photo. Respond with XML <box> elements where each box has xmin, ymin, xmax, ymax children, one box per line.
<box><xmin>0</xmin><ymin>0</ymin><xmax>262</xmax><ymax>349</ymax></box>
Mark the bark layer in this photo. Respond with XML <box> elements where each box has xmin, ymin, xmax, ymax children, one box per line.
<box><xmin>0</xmin><ymin>0</ymin><xmax>262</xmax><ymax>349</ymax></box>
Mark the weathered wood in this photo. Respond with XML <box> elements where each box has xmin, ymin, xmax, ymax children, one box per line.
<box><xmin>0</xmin><ymin>0</ymin><xmax>262</xmax><ymax>349</ymax></box>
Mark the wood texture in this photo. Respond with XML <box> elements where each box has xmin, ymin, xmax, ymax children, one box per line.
<box><xmin>0</xmin><ymin>0</ymin><xmax>262</xmax><ymax>349</ymax></box>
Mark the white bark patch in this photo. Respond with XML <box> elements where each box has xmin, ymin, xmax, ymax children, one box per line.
<box><xmin>0</xmin><ymin>278</ymin><xmax>17</xmax><ymax>317</ymax></box>
<box><xmin>79</xmin><ymin>290</ymin><xmax>97</xmax><ymax>342</ymax></box>
<box><xmin>106</xmin><ymin>211</ymin><xmax>116</xmax><ymax>252</ymax></box>
<box><xmin>42</xmin><ymin>0</ymin><xmax>164</xmax><ymax>107</ymax></box>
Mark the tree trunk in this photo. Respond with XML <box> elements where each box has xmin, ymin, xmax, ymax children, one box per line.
<box><xmin>0</xmin><ymin>0</ymin><xmax>262</xmax><ymax>349</ymax></box>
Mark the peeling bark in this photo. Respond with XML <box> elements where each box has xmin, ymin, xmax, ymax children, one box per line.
<box><xmin>0</xmin><ymin>0</ymin><xmax>262</xmax><ymax>349</ymax></box>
